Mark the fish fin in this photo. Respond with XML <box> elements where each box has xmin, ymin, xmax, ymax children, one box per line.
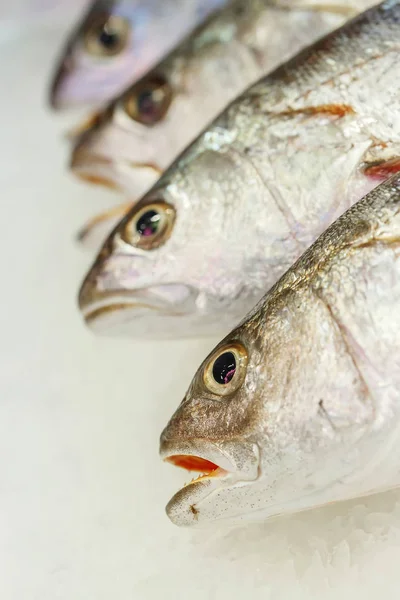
<box><xmin>76</xmin><ymin>201</ymin><xmax>133</xmax><ymax>250</ymax></box>
<box><xmin>363</xmin><ymin>158</ymin><xmax>400</xmax><ymax>182</ymax></box>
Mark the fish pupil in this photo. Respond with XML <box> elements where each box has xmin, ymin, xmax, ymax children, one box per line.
<box><xmin>99</xmin><ymin>23</ymin><xmax>120</xmax><ymax>50</ymax></box>
<box><xmin>136</xmin><ymin>210</ymin><xmax>160</xmax><ymax>237</ymax></box>
<box><xmin>138</xmin><ymin>90</ymin><xmax>160</xmax><ymax>120</ymax></box>
<box><xmin>212</xmin><ymin>352</ymin><xmax>236</xmax><ymax>385</ymax></box>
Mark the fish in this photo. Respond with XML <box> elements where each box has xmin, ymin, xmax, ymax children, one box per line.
<box><xmin>160</xmin><ymin>172</ymin><xmax>400</xmax><ymax>526</ymax></box>
<box><xmin>78</xmin><ymin>0</ymin><xmax>400</xmax><ymax>339</ymax></box>
<box><xmin>49</xmin><ymin>0</ymin><xmax>229</xmax><ymax>109</ymax></box>
<box><xmin>70</xmin><ymin>0</ymin><xmax>361</xmax><ymax>199</ymax></box>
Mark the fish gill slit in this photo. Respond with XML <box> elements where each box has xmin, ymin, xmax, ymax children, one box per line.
<box><xmin>315</xmin><ymin>291</ymin><xmax>377</xmax><ymax>420</ymax></box>
<box><xmin>233</xmin><ymin>147</ymin><xmax>306</xmax><ymax>254</ymax></box>
<box><xmin>318</xmin><ymin>399</ymin><xmax>338</xmax><ymax>432</ymax></box>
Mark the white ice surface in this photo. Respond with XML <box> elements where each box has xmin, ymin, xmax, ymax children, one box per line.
<box><xmin>2</xmin><ymin>6</ymin><xmax>400</xmax><ymax>600</ymax></box>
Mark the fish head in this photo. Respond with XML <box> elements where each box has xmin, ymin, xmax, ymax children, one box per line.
<box><xmin>69</xmin><ymin>58</ymin><xmax>199</xmax><ymax>195</ymax></box>
<box><xmin>77</xmin><ymin>127</ymin><xmax>290</xmax><ymax>338</ymax></box>
<box><xmin>50</xmin><ymin>0</ymin><xmax>155</xmax><ymax>109</ymax></box>
<box><xmin>160</xmin><ymin>277</ymin><xmax>375</xmax><ymax>525</ymax></box>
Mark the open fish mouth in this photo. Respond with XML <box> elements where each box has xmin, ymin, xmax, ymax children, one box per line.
<box><xmin>160</xmin><ymin>440</ymin><xmax>260</xmax><ymax>526</ymax></box>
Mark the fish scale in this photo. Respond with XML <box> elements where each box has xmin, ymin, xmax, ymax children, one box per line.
<box><xmin>70</xmin><ymin>0</ymin><xmax>373</xmax><ymax>245</ymax></box>
<box><xmin>160</xmin><ymin>173</ymin><xmax>400</xmax><ymax>526</ymax></box>
<box><xmin>78</xmin><ymin>0</ymin><xmax>400</xmax><ymax>340</ymax></box>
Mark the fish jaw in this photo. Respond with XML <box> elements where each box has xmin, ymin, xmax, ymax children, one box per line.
<box><xmin>78</xmin><ymin>287</ymin><xmax>202</xmax><ymax>339</ymax></box>
<box><xmin>78</xmin><ymin>281</ymin><xmax>254</xmax><ymax>339</ymax></box>
<box><xmin>160</xmin><ymin>439</ymin><xmax>260</xmax><ymax>526</ymax></box>
<box><xmin>70</xmin><ymin>143</ymin><xmax>160</xmax><ymax>195</ymax></box>
<box><xmin>69</xmin><ymin>106</ymin><xmax>164</xmax><ymax>194</ymax></box>
<box><xmin>78</xmin><ymin>245</ymin><xmax>202</xmax><ymax>338</ymax></box>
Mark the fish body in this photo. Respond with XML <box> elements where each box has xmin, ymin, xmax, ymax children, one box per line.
<box><xmin>160</xmin><ymin>172</ymin><xmax>400</xmax><ymax>526</ymax></box>
<box><xmin>79</xmin><ymin>0</ymin><xmax>400</xmax><ymax>338</ymax></box>
<box><xmin>70</xmin><ymin>0</ymin><xmax>357</xmax><ymax>197</ymax></box>
<box><xmin>50</xmin><ymin>0</ymin><xmax>228</xmax><ymax>109</ymax></box>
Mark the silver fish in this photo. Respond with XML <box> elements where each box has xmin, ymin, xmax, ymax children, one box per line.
<box><xmin>78</xmin><ymin>0</ymin><xmax>400</xmax><ymax>339</ymax></box>
<box><xmin>160</xmin><ymin>172</ymin><xmax>400</xmax><ymax>526</ymax></box>
<box><xmin>49</xmin><ymin>0</ymin><xmax>228</xmax><ymax>109</ymax></box>
<box><xmin>71</xmin><ymin>0</ymin><xmax>357</xmax><ymax>198</ymax></box>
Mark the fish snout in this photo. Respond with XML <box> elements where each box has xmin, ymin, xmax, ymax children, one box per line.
<box><xmin>78</xmin><ymin>244</ymin><xmax>199</xmax><ymax>336</ymax></box>
<box><xmin>78</xmin><ymin>235</ymin><xmax>117</xmax><ymax>310</ymax></box>
<box><xmin>70</xmin><ymin>143</ymin><xmax>119</xmax><ymax>190</ymax></box>
<box><xmin>160</xmin><ymin>438</ymin><xmax>260</xmax><ymax>526</ymax></box>
<box><xmin>49</xmin><ymin>54</ymin><xmax>74</xmax><ymax>110</ymax></box>
<box><xmin>78</xmin><ymin>258</ymin><xmax>107</xmax><ymax>317</ymax></box>
<box><xmin>70</xmin><ymin>111</ymin><xmax>120</xmax><ymax>190</ymax></box>
<box><xmin>70</xmin><ymin>130</ymin><xmax>162</xmax><ymax>194</ymax></box>
<box><xmin>78</xmin><ymin>267</ymin><xmax>99</xmax><ymax>314</ymax></box>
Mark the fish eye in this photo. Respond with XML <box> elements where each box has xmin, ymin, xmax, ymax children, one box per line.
<box><xmin>121</xmin><ymin>201</ymin><xmax>176</xmax><ymax>250</ymax></box>
<box><xmin>124</xmin><ymin>76</ymin><xmax>173</xmax><ymax>125</ymax></box>
<box><xmin>84</xmin><ymin>14</ymin><xmax>131</xmax><ymax>57</ymax></box>
<box><xmin>203</xmin><ymin>342</ymin><xmax>248</xmax><ymax>397</ymax></box>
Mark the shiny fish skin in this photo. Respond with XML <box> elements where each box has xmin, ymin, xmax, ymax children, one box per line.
<box><xmin>78</xmin><ymin>0</ymin><xmax>400</xmax><ymax>339</ymax></box>
<box><xmin>160</xmin><ymin>172</ymin><xmax>400</xmax><ymax>526</ymax></box>
<box><xmin>50</xmin><ymin>0</ymin><xmax>228</xmax><ymax>109</ymax></box>
<box><xmin>70</xmin><ymin>0</ymin><xmax>359</xmax><ymax>197</ymax></box>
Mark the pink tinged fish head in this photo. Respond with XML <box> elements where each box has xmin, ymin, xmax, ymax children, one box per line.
<box><xmin>49</xmin><ymin>1</ymin><xmax>154</xmax><ymax>109</ymax></box>
<box><xmin>160</xmin><ymin>277</ymin><xmax>376</xmax><ymax>526</ymax></box>
<box><xmin>77</xmin><ymin>135</ymin><xmax>297</xmax><ymax>338</ymax></box>
<box><xmin>77</xmin><ymin>193</ymin><xmax>199</xmax><ymax>338</ymax></box>
<box><xmin>50</xmin><ymin>0</ymin><xmax>231</xmax><ymax>109</ymax></box>
<box><xmin>69</xmin><ymin>71</ymin><xmax>179</xmax><ymax>195</ymax></box>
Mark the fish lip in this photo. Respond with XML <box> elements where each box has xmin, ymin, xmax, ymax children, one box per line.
<box><xmin>160</xmin><ymin>440</ymin><xmax>260</xmax><ymax>526</ymax></box>
<box><xmin>83</xmin><ymin>301</ymin><xmax>164</xmax><ymax>324</ymax></box>
<box><xmin>79</xmin><ymin>288</ymin><xmax>196</xmax><ymax>324</ymax></box>
<box><xmin>70</xmin><ymin>147</ymin><xmax>161</xmax><ymax>191</ymax></box>
<box><xmin>81</xmin><ymin>295</ymin><xmax>174</xmax><ymax>322</ymax></box>
<box><xmin>70</xmin><ymin>148</ymin><xmax>120</xmax><ymax>189</ymax></box>
<box><xmin>161</xmin><ymin>440</ymin><xmax>238</xmax><ymax>472</ymax></box>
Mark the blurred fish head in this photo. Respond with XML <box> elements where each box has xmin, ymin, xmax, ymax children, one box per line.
<box><xmin>50</xmin><ymin>0</ymin><xmax>153</xmax><ymax>109</ymax></box>
<box><xmin>159</xmin><ymin>283</ymin><xmax>374</xmax><ymax>526</ymax></box>
<box><xmin>78</xmin><ymin>136</ymin><xmax>283</xmax><ymax>338</ymax></box>
<box><xmin>70</xmin><ymin>64</ymin><xmax>194</xmax><ymax>195</ymax></box>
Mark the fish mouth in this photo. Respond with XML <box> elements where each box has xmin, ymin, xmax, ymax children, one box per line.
<box><xmin>160</xmin><ymin>440</ymin><xmax>260</xmax><ymax>526</ymax></box>
<box><xmin>83</xmin><ymin>300</ymin><xmax>164</xmax><ymax>323</ymax></box>
<box><xmin>70</xmin><ymin>147</ymin><xmax>161</xmax><ymax>192</ymax></box>
<box><xmin>79</xmin><ymin>285</ymin><xmax>198</xmax><ymax>334</ymax></box>
<box><xmin>70</xmin><ymin>149</ymin><xmax>121</xmax><ymax>190</ymax></box>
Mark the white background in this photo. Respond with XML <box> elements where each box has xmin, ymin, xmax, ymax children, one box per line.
<box><xmin>1</xmin><ymin>2</ymin><xmax>400</xmax><ymax>599</ymax></box>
